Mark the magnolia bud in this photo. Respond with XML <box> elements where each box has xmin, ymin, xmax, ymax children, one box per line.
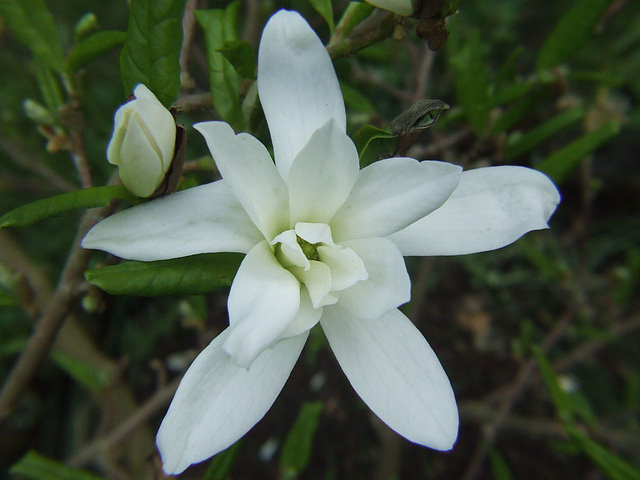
<box><xmin>364</xmin><ymin>0</ymin><xmax>417</xmax><ymax>16</ymax></box>
<box><xmin>107</xmin><ymin>84</ymin><xmax>177</xmax><ymax>198</ymax></box>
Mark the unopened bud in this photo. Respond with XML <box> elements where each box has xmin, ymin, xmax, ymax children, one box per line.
<box><xmin>23</xmin><ymin>98</ymin><xmax>55</xmax><ymax>125</ymax></box>
<box><xmin>107</xmin><ymin>84</ymin><xmax>177</xmax><ymax>198</ymax></box>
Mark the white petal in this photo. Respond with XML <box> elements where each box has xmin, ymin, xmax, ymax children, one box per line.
<box><xmin>288</xmin><ymin>120</ymin><xmax>359</xmax><ymax>224</ymax></box>
<box><xmin>281</xmin><ymin>287</ymin><xmax>323</xmax><ymax>338</ymax></box>
<box><xmin>291</xmin><ymin>260</ymin><xmax>332</xmax><ymax>308</ymax></box>
<box><xmin>337</xmin><ymin>237</ymin><xmax>410</xmax><ymax>319</ymax></box>
<box><xmin>82</xmin><ymin>181</ymin><xmax>263</xmax><ymax>260</ymax></box>
<box><xmin>258</xmin><ymin>10</ymin><xmax>346</xmax><ymax>180</ymax></box>
<box><xmin>294</xmin><ymin>222</ymin><xmax>335</xmax><ymax>247</ymax></box>
<box><xmin>331</xmin><ymin>158</ymin><xmax>462</xmax><ymax>242</ymax></box>
<box><xmin>117</xmin><ymin>111</ymin><xmax>165</xmax><ymax>197</ymax></box>
<box><xmin>387</xmin><ymin>166</ymin><xmax>561</xmax><ymax>256</ymax></box>
<box><xmin>157</xmin><ymin>328</ymin><xmax>307</xmax><ymax>474</ymax></box>
<box><xmin>225</xmin><ymin>241</ymin><xmax>301</xmax><ymax>368</ymax></box>
<box><xmin>321</xmin><ymin>306</ymin><xmax>458</xmax><ymax>450</ymax></box>
<box><xmin>195</xmin><ymin>121</ymin><xmax>289</xmax><ymax>241</ymax></box>
<box><xmin>132</xmin><ymin>84</ymin><xmax>176</xmax><ymax>171</ymax></box>
<box><xmin>272</xmin><ymin>229</ymin><xmax>310</xmax><ymax>270</ymax></box>
<box><xmin>317</xmin><ymin>245</ymin><xmax>368</xmax><ymax>292</ymax></box>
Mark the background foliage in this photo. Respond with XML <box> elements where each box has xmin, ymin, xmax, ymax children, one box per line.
<box><xmin>1</xmin><ymin>0</ymin><xmax>639</xmax><ymax>479</ymax></box>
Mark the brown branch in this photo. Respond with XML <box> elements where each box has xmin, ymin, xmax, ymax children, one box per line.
<box><xmin>0</xmin><ymin>202</ymin><xmax>115</xmax><ymax>421</ymax></box>
<box><xmin>180</xmin><ymin>0</ymin><xmax>199</xmax><ymax>91</ymax></box>
<box><xmin>327</xmin><ymin>13</ymin><xmax>409</xmax><ymax>60</ymax></box>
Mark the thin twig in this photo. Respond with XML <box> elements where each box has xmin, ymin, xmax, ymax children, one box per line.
<box><xmin>0</xmin><ymin>133</ymin><xmax>76</xmax><ymax>192</ymax></box>
<box><xmin>68</xmin><ymin>376</ymin><xmax>182</xmax><ymax>468</ymax></box>
<box><xmin>70</xmin><ymin>128</ymin><xmax>93</xmax><ymax>188</ymax></box>
<box><xmin>327</xmin><ymin>13</ymin><xmax>408</xmax><ymax>60</ymax></box>
<box><xmin>460</xmin><ymin>310</ymin><xmax>574</xmax><ymax>480</ymax></box>
<box><xmin>180</xmin><ymin>0</ymin><xmax>198</xmax><ymax>91</ymax></box>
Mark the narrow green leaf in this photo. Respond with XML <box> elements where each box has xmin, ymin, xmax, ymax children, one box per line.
<box><xmin>85</xmin><ymin>253</ymin><xmax>243</xmax><ymax>296</ymax></box>
<box><xmin>340</xmin><ymin>82</ymin><xmax>376</xmax><ymax>114</ymax></box>
<box><xmin>448</xmin><ymin>28</ymin><xmax>490</xmax><ymax>135</ymax></box>
<box><xmin>537</xmin><ymin>121</ymin><xmax>620</xmax><ymax>183</ymax></box>
<box><xmin>217</xmin><ymin>40</ymin><xmax>256</xmax><ymax>79</ymax></box>
<box><xmin>203</xmin><ymin>441</ymin><xmax>242</xmax><ymax>480</ymax></box>
<box><xmin>67</xmin><ymin>30</ymin><xmax>127</xmax><ymax>73</ymax></box>
<box><xmin>532</xmin><ymin>345</ymin><xmax>574</xmax><ymax>423</ymax></box>
<box><xmin>506</xmin><ymin>107</ymin><xmax>585</xmax><ymax>160</ymax></box>
<box><xmin>488</xmin><ymin>447</ymin><xmax>514</xmax><ymax>480</ymax></box>
<box><xmin>566</xmin><ymin>425</ymin><xmax>640</xmax><ymax>480</ymax></box>
<box><xmin>196</xmin><ymin>3</ymin><xmax>245</xmax><ymax>130</ymax></box>
<box><xmin>352</xmin><ymin>124</ymin><xmax>397</xmax><ymax>168</ymax></box>
<box><xmin>489</xmin><ymin>90</ymin><xmax>545</xmax><ymax>135</ymax></box>
<box><xmin>279</xmin><ymin>401</ymin><xmax>324</xmax><ymax>478</ymax></box>
<box><xmin>0</xmin><ymin>0</ymin><xmax>64</xmax><ymax>71</ymax></box>
<box><xmin>537</xmin><ymin>0</ymin><xmax>612</xmax><ymax>70</ymax></box>
<box><xmin>51</xmin><ymin>351</ymin><xmax>110</xmax><ymax>392</ymax></box>
<box><xmin>0</xmin><ymin>186</ymin><xmax>137</xmax><ymax>230</ymax></box>
<box><xmin>35</xmin><ymin>59</ymin><xmax>64</xmax><ymax>113</ymax></box>
<box><xmin>488</xmin><ymin>81</ymin><xmax>535</xmax><ymax>108</ymax></box>
<box><xmin>333</xmin><ymin>2</ymin><xmax>374</xmax><ymax>41</ymax></box>
<box><xmin>309</xmin><ymin>0</ymin><xmax>335</xmax><ymax>33</ymax></box>
<box><xmin>120</xmin><ymin>0</ymin><xmax>186</xmax><ymax>107</ymax></box>
<box><xmin>10</xmin><ymin>450</ymin><xmax>107</xmax><ymax>480</ymax></box>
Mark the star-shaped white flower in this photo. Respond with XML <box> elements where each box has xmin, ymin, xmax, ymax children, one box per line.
<box><xmin>82</xmin><ymin>10</ymin><xmax>560</xmax><ymax>475</ymax></box>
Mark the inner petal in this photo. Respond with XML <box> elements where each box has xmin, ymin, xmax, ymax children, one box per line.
<box><xmin>290</xmin><ymin>260</ymin><xmax>336</xmax><ymax>308</ymax></box>
<box><xmin>271</xmin><ymin>229</ymin><xmax>310</xmax><ymax>270</ymax></box>
<box><xmin>294</xmin><ymin>222</ymin><xmax>336</xmax><ymax>247</ymax></box>
<box><xmin>317</xmin><ymin>245</ymin><xmax>368</xmax><ymax>291</ymax></box>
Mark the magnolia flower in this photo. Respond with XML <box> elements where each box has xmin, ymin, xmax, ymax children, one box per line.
<box><xmin>107</xmin><ymin>84</ymin><xmax>176</xmax><ymax>198</ymax></box>
<box><xmin>365</xmin><ymin>0</ymin><xmax>417</xmax><ymax>16</ymax></box>
<box><xmin>82</xmin><ymin>10</ymin><xmax>560</xmax><ymax>475</ymax></box>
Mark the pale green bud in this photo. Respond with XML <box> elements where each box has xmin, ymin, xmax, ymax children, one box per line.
<box><xmin>364</xmin><ymin>0</ymin><xmax>417</xmax><ymax>16</ymax></box>
<box><xmin>107</xmin><ymin>84</ymin><xmax>177</xmax><ymax>198</ymax></box>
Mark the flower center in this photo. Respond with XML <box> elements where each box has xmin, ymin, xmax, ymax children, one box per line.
<box><xmin>296</xmin><ymin>235</ymin><xmax>319</xmax><ymax>261</ymax></box>
<box><xmin>270</xmin><ymin>222</ymin><xmax>369</xmax><ymax>309</ymax></box>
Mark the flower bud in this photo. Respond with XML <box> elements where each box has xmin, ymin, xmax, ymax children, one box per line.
<box><xmin>107</xmin><ymin>84</ymin><xmax>177</xmax><ymax>198</ymax></box>
<box><xmin>364</xmin><ymin>0</ymin><xmax>417</xmax><ymax>16</ymax></box>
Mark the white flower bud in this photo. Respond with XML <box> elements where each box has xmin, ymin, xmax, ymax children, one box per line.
<box><xmin>364</xmin><ymin>0</ymin><xmax>417</xmax><ymax>16</ymax></box>
<box><xmin>107</xmin><ymin>84</ymin><xmax>176</xmax><ymax>198</ymax></box>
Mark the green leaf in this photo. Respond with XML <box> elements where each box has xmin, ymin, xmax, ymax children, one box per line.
<box><xmin>196</xmin><ymin>3</ymin><xmax>245</xmax><ymax>130</ymax></box>
<box><xmin>10</xmin><ymin>450</ymin><xmax>107</xmax><ymax>480</ymax></box>
<box><xmin>120</xmin><ymin>0</ymin><xmax>186</xmax><ymax>107</ymax></box>
<box><xmin>340</xmin><ymin>82</ymin><xmax>375</xmax><ymax>114</ymax></box>
<box><xmin>67</xmin><ymin>30</ymin><xmax>127</xmax><ymax>73</ymax></box>
<box><xmin>506</xmin><ymin>107</ymin><xmax>585</xmax><ymax>160</ymax></box>
<box><xmin>532</xmin><ymin>345</ymin><xmax>575</xmax><ymax>423</ymax></box>
<box><xmin>488</xmin><ymin>447</ymin><xmax>514</xmax><ymax>480</ymax></box>
<box><xmin>488</xmin><ymin>81</ymin><xmax>535</xmax><ymax>108</ymax></box>
<box><xmin>0</xmin><ymin>186</ymin><xmax>137</xmax><ymax>230</ymax></box>
<box><xmin>537</xmin><ymin>121</ymin><xmax>620</xmax><ymax>183</ymax></box>
<box><xmin>566</xmin><ymin>425</ymin><xmax>640</xmax><ymax>480</ymax></box>
<box><xmin>217</xmin><ymin>40</ymin><xmax>256</xmax><ymax>79</ymax></box>
<box><xmin>537</xmin><ymin>0</ymin><xmax>612</xmax><ymax>70</ymax></box>
<box><xmin>279</xmin><ymin>401</ymin><xmax>324</xmax><ymax>479</ymax></box>
<box><xmin>85</xmin><ymin>253</ymin><xmax>243</xmax><ymax>296</ymax></box>
<box><xmin>333</xmin><ymin>2</ymin><xmax>374</xmax><ymax>41</ymax></box>
<box><xmin>352</xmin><ymin>124</ymin><xmax>397</xmax><ymax>168</ymax></box>
<box><xmin>309</xmin><ymin>0</ymin><xmax>335</xmax><ymax>33</ymax></box>
<box><xmin>50</xmin><ymin>351</ymin><xmax>110</xmax><ymax>392</ymax></box>
<box><xmin>203</xmin><ymin>441</ymin><xmax>242</xmax><ymax>480</ymax></box>
<box><xmin>448</xmin><ymin>27</ymin><xmax>490</xmax><ymax>135</ymax></box>
<box><xmin>489</xmin><ymin>90</ymin><xmax>545</xmax><ymax>135</ymax></box>
<box><xmin>0</xmin><ymin>0</ymin><xmax>64</xmax><ymax>72</ymax></box>
<box><xmin>35</xmin><ymin>58</ymin><xmax>64</xmax><ymax>112</ymax></box>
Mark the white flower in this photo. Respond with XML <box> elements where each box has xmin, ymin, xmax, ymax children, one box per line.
<box><xmin>365</xmin><ymin>0</ymin><xmax>417</xmax><ymax>16</ymax></box>
<box><xmin>107</xmin><ymin>84</ymin><xmax>176</xmax><ymax>198</ymax></box>
<box><xmin>82</xmin><ymin>10</ymin><xmax>560</xmax><ymax>475</ymax></box>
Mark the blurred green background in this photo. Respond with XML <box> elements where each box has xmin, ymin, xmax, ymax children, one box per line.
<box><xmin>1</xmin><ymin>1</ymin><xmax>639</xmax><ymax>479</ymax></box>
